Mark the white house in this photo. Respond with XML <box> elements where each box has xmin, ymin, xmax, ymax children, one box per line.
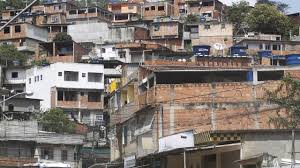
<box><xmin>26</xmin><ymin>62</ymin><xmax>105</xmax><ymax>125</ymax></box>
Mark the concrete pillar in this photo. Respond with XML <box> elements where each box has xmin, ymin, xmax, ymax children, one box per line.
<box><xmin>216</xmin><ymin>153</ymin><xmax>221</xmax><ymax>168</ymax></box>
<box><xmin>211</xmin><ymin>83</ymin><xmax>216</xmax><ymax>130</ymax></box>
<box><xmin>53</xmin><ymin>42</ymin><xmax>56</xmax><ymax>57</ymax></box>
<box><xmin>252</xmin><ymin>69</ymin><xmax>258</xmax><ymax>85</ymax></box>
<box><xmin>169</xmin><ymin>85</ymin><xmax>175</xmax><ymax>135</ymax></box>
<box><xmin>78</xmin><ymin>92</ymin><xmax>81</xmax><ymax>122</ymax></box>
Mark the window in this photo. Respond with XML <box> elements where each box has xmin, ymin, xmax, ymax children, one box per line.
<box><xmin>63</xmin><ymin>26</ymin><xmax>67</xmax><ymax>32</ymax></box>
<box><xmin>54</xmin><ymin>5</ymin><xmax>61</xmax><ymax>11</ymax></box>
<box><xmin>153</xmin><ymin>23</ymin><xmax>160</xmax><ymax>31</ymax></box>
<box><xmin>95</xmin><ymin>114</ymin><xmax>103</xmax><ymax>121</ymax></box>
<box><xmin>101</xmin><ymin>48</ymin><xmax>106</xmax><ymax>53</ymax></box>
<box><xmin>29</xmin><ymin>78</ymin><xmax>31</xmax><ymax>84</ymax></box>
<box><xmin>88</xmin><ymin>92</ymin><xmax>101</xmax><ymax>102</ymax></box>
<box><xmin>4</xmin><ymin>27</ymin><xmax>10</xmax><ymax>34</ymax></box>
<box><xmin>112</xmin><ymin>47</ymin><xmax>116</xmax><ymax>51</ymax></box>
<box><xmin>40</xmin><ymin>75</ymin><xmax>43</xmax><ymax>80</ymax></box>
<box><xmin>273</xmin><ymin>44</ymin><xmax>281</xmax><ymax>51</ymax></box>
<box><xmin>58</xmin><ymin>72</ymin><xmax>62</xmax><ymax>76</ymax></box>
<box><xmin>37</xmin><ymin>76</ymin><xmax>39</xmax><ymax>82</ymax></box>
<box><xmin>151</xmin><ymin>6</ymin><xmax>155</xmax><ymax>10</ymax></box>
<box><xmin>122</xmin><ymin>125</ymin><xmax>128</xmax><ymax>145</ymax></box>
<box><xmin>82</xmin><ymin>73</ymin><xmax>86</xmax><ymax>77</ymax></box>
<box><xmin>11</xmin><ymin>72</ymin><xmax>18</xmax><ymax>78</ymax></box>
<box><xmin>259</xmin><ymin>44</ymin><xmax>263</xmax><ymax>50</ymax></box>
<box><xmin>145</xmin><ymin>7</ymin><xmax>149</xmax><ymax>11</ymax></box>
<box><xmin>41</xmin><ymin>148</ymin><xmax>54</xmax><ymax>160</ymax></box>
<box><xmin>221</xmin><ymin>24</ymin><xmax>225</xmax><ymax>29</ymax></box>
<box><xmin>8</xmin><ymin>104</ymin><xmax>14</xmax><ymax>111</ymax></box>
<box><xmin>34</xmin><ymin>76</ymin><xmax>37</xmax><ymax>82</ymax></box>
<box><xmin>265</xmin><ymin>44</ymin><xmax>271</xmax><ymax>50</ymax></box>
<box><xmin>64</xmin><ymin>71</ymin><xmax>79</xmax><ymax>81</ymax></box>
<box><xmin>119</xmin><ymin>51</ymin><xmax>126</xmax><ymax>58</ymax></box>
<box><xmin>80</xmin><ymin>92</ymin><xmax>84</xmax><ymax>96</ymax></box>
<box><xmin>51</xmin><ymin>16</ymin><xmax>59</xmax><ymax>23</ymax></box>
<box><xmin>64</xmin><ymin>91</ymin><xmax>77</xmax><ymax>101</ymax></box>
<box><xmin>204</xmin><ymin>25</ymin><xmax>210</xmax><ymax>29</ymax></box>
<box><xmin>61</xmin><ymin>150</ymin><xmax>68</xmax><ymax>161</ymax></box>
<box><xmin>57</xmin><ymin>91</ymin><xmax>63</xmax><ymax>101</ymax></box>
<box><xmin>15</xmin><ymin>25</ymin><xmax>21</xmax><ymax>33</ymax></box>
<box><xmin>158</xmin><ymin>6</ymin><xmax>165</xmax><ymax>11</ymax></box>
<box><xmin>202</xmin><ymin>1</ymin><xmax>213</xmax><ymax>6</ymax></box>
<box><xmin>74</xmin><ymin>153</ymin><xmax>78</xmax><ymax>161</ymax></box>
<box><xmin>88</xmin><ymin>73</ymin><xmax>102</xmax><ymax>82</ymax></box>
<box><xmin>69</xmin><ymin>9</ymin><xmax>77</xmax><ymax>14</ymax></box>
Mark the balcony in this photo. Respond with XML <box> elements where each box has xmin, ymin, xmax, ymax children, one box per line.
<box><xmin>56</xmin><ymin>100</ymin><xmax>103</xmax><ymax>109</ymax></box>
<box><xmin>0</xmin><ymin>157</ymin><xmax>37</xmax><ymax>167</ymax></box>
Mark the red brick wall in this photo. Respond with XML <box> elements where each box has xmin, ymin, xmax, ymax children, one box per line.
<box><xmin>151</xmin><ymin>81</ymin><xmax>283</xmax><ymax>136</ymax></box>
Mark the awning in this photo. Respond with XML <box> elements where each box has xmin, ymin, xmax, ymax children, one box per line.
<box><xmin>134</xmin><ymin>116</ymin><xmax>154</xmax><ymax>136</ymax></box>
<box><xmin>235</xmin><ymin>153</ymin><xmax>276</xmax><ymax>166</ymax></box>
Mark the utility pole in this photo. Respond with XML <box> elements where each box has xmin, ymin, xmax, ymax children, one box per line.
<box><xmin>291</xmin><ymin>128</ymin><xmax>295</xmax><ymax>168</ymax></box>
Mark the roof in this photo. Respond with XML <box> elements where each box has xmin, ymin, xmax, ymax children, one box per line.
<box><xmin>141</xmin><ymin>65</ymin><xmax>251</xmax><ymax>72</ymax></box>
<box><xmin>237</xmin><ymin>39</ymin><xmax>300</xmax><ymax>45</ymax></box>
<box><xmin>207</xmin><ymin>128</ymin><xmax>300</xmax><ymax>134</ymax></box>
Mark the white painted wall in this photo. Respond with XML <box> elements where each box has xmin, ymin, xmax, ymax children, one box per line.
<box><xmin>5</xmin><ymin>68</ymin><xmax>26</xmax><ymax>84</ymax></box>
<box><xmin>26</xmin><ymin>63</ymin><xmax>104</xmax><ymax>110</ymax></box>
<box><xmin>36</xmin><ymin>145</ymin><xmax>79</xmax><ymax>168</ymax></box>
<box><xmin>94</xmin><ymin>44</ymin><xmax>126</xmax><ymax>62</ymax></box>
<box><xmin>68</xmin><ymin>22</ymin><xmax>110</xmax><ymax>43</ymax></box>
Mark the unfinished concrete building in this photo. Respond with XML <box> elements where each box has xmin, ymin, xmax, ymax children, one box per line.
<box><xmin>67</xmin><ymin>6</ymin><xmax>113</xmax><ymax>23</ymax></box>
<box><xmin>142</xmin><ymin>2</ymin><xmax>175</xmax><ymax>21</ymax></box>
<box><xmin>0</xmin><ymin>23</ymin><xmax>48</xmax><ymax>55</ymax></box>
<box><xmin>108</xmin><ymin>58</ymin><xmax>300</xmax><ymax>166</ymax></box>
<box><xmin>35</xmin><ymin>41</ymin><xmax>89</xmax><ymax>63</ymax></box>
<box><xmin>108</xmin><ymin>2</ymin><xmax>141</xmax><ymax>23</ymax></box>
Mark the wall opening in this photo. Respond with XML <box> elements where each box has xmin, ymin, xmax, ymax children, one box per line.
<box><xmin>156</xmin><ymin>71</ymin><xmax>248</xmax><ymax>84</ymax></box>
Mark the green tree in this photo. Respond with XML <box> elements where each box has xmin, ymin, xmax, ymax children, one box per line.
<box><xmin>0</xmin><ymin>44</ymin><xmax>27</xmax><ymax>63</ymax></box>
<box><xmin>256</xmin><ymin>0</ymin><xmax>289</xmax><ymax>13</ymax></box>
<box><xmin>245</xmin><ymin>4</ymin><xmax>292</xmax><ymax>38</ymax></box>
<box><xmin>225</xmin><ymin>0</ymin><xmax>252</xmax><ymax>35</ymax></box>
<box><xmin>41</xmin><ymin>108</ymin><xmax>76</xmax><ymax>134</ymax></box>
<box><xmin>185</xmin><ymin>14</ymin><xmax>199</xmax><ymax>23</ymax></box>
<box><xmin>265</xmin><ymin>75</ymin><xmax>300</xmax><ymax>168</ymax></box>
<box><xmin>53</xmin><ymin>32</ymin><xmax>73</xmax><ymax>42</ymax></box>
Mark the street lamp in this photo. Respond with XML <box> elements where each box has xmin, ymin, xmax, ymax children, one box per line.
<box><xmin>1</xmin><ymin>91</ymin><xmax>33</xmax><ymax>120</ymax></box>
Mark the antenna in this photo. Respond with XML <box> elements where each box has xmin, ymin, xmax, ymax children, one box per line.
<box><xmin>213</xmin><ymin>43</ymin><xmax>225</xmax><ymax>56</ymax></box>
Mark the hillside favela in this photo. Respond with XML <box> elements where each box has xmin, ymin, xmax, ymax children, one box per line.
<box><xmin>0</xmin><ymin>0</ymin><xmax>300</xmax><ymax>167</ymax></box>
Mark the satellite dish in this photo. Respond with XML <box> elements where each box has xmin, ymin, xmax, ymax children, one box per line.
<box><xmin>213</xmin><ymin>43</ymin><xmax>225</xmax><ymax>50</ymax></box>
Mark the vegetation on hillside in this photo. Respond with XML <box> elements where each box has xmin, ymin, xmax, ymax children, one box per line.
<box><xmin>40</xmin><ymin>108</ymin><xmax>76</xmax><ymax>134</ymax></box>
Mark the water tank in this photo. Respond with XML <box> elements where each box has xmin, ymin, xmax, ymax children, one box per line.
<box><xmin>247</xmin><ymin>71</ymin><xmax>253</xmax><ymax>81</ymax></box>
<box><xmin>258</xmin><ymin>50</ymin><xmax>272</xmax><ymax>58</ymax></box>
<box><xmin>192</xmin><ymin>45</ymin><xmax>211</xmax><ymax>56</ymax></box>
<box><xmin>286</xmin><ymin>54</ymin><xmax>300</xmax><ymax>65</ymax></box>
<box><xmin>230</xmin><ymin>46</ymin><xmax>247</xmax><ymax>56</ymax></box>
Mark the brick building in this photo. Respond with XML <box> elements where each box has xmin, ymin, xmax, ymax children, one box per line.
<box><xmin>108</xmin><ymin>59</ymin><xmax>300</xmax><ymax>166</ymax></box>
